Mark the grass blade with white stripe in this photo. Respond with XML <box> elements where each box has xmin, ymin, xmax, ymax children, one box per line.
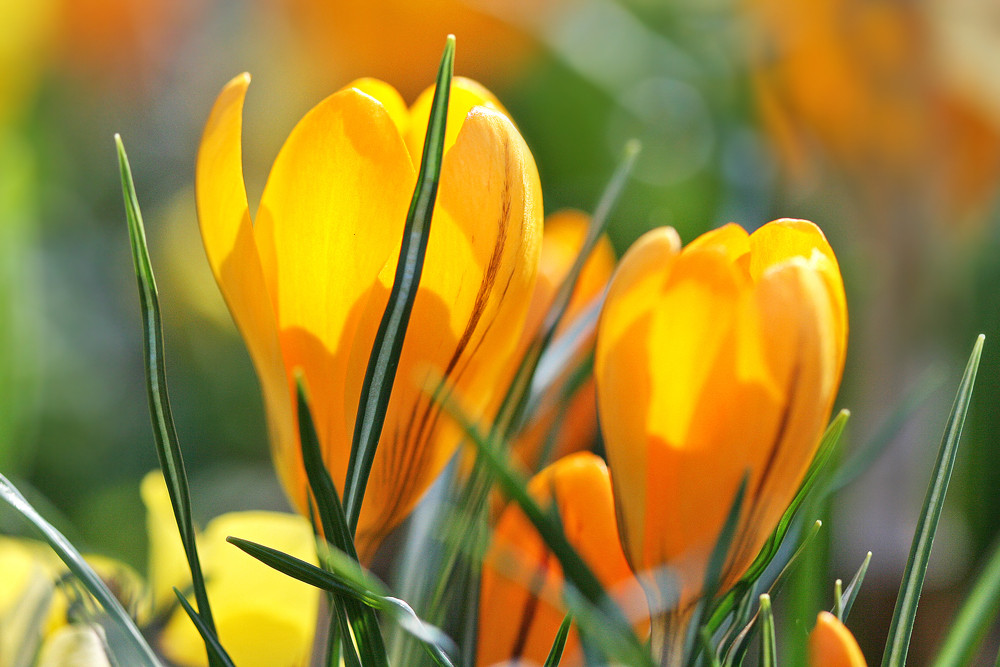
<box><xmin>0</xmin><ymin>473</ymin><xmax>161</xmax><ymax>666</ymax></box>
<box><xmin>116</xmin><ymin>136</ymin><xmax>219</xmax><ymax>655</ymax></box>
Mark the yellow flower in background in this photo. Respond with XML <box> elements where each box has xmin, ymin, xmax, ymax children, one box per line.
<box><xmin>510</xmin><ymin>209</ymin><xmax>616</xmax><ymax>474</ymax></box>
<box><xmin>594</xmin><ymin>220</ymin><xmax>847</xmax><ymax>620</ymax></box>
<box><xmin>197</xmin><ymin>74</ymin><xmax>542</xmax><ymax>561</ymax></box>
<box><xmin>142</xmin><ymin>472</ymin><xmax>320</xmax><ymax>667</ymax></box>
<box><xmin>477</xmin><ymin>452</ymin><xmax>647</xmax><ymax>667</ymax></box>
<box><xmin>808</xmin><ymin>612</ymin><xmax>867</xmax><ymax>667</ymax></box>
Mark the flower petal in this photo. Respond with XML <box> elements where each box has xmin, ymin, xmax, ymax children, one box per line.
<box><xmin>342</xmin><ymin>77</ymin><xmax>410</xmax><ymax>141</ymax></box>
<box><xmin>160</xmin><ymin>512</ymin><xmax>319</xmax><ymax>667</ymax></box>
<box><xmin>350</xmin><ymin>106</ymin><xmax>543</xmax><ymax>557</ymax></box>
<box><xmin>808</xmin><ymin>612</ymin><xmax>867</xmax><ymax>667</ymax></box>
<box><xmin>478</xmin><ymin>453</ymin><xmax>646</xmax><ymax>667</ymax></box>
<box><xmin>196</xmin><ymin>74</ymin><xmax>294</xmax><ymax>492</ymax></box>
<box><xmin>405</xmin><ymin>76</ymin><xmax>509</xmax><ymax>162</ymax></box>
<box><xmin>252</xmin><ymin>86</ymin><xmax>416</xmax><ymax>518</ymax></box>
<box><xmin>595</xmin><ymin>227</ymin><xmax>680</xmax><ymax>569</ymax></box>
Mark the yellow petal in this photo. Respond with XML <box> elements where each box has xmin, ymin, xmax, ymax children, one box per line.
<box><xmin>351</xmin><ymin>105</ymin><xmax>543</xmax><ymax>557</ymax></box>
<box><xmin>405</xmin><ymin>76</ymin><xmax>510</xmax><ymax>162</ymax></box>
<box><xmin>595</xmin><ymin>227</ymin><xmax>681</xmax><ymax>570</ymax></box>
<box><xmin>808</xmin><ymin>612</ymin><xmax>867</xmax><ymax>667</ymax></box>
<box><xmin>478</xmin><ymin>453</ymin><xmax>646</xmax><ymax>667</ymax></box>
<box><xmin>341</xmin><ymin>77</ymin><xmax>410</xmax><ymax>140</ymax></box>
<box><xmin>196</xmin><ymin>75</ymin><xmax>295</xmax><ymax>499</ymax></box>
<box><xmin>159</xmin><ymin>512</ymin><xmax>319</xmax><ymax>667</ymax></box>
<box><xmin>252</xmin><ymin>84</ymin><xmax>416</xmax><ymax>528</ymax></box>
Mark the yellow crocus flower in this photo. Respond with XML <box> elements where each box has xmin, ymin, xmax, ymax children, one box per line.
<box><xmin>197</xmin><ymin>74</ymin><xmax>542</xmax><ymax>561</ymax></box>
<box><xmin>478</xmin><ymin>452</ymin><xmax>647</xmax><ymax>667</ymax></box>
<box><xmin>809</xmin><ymin>611</ymin><xmax>867</xmax><ymax>667</ymax></box>
<box><xmin>594</xmin><ymin>220</ymin><xmax>847</xmax><ymax>641</ymax></box>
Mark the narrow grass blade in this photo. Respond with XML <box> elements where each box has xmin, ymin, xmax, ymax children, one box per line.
<box><xmin>838</xmin><ymin>551</ymin><xmax>872</xmax><ymax>622</ymax></box>
<box><xmin>933</xmin><ymin>537</ymin><xmax>1000</xmax><ymax>667</ymax></box>
<box><xmin>544</xmin><ymin>614</ymin><xmax>573</xmax><ymax>667</ymax></box>
<box><xmin>116</xmin><ymin>136</ymin><xmax>218</xmax><ymax>642</ymax></box>
<box><xmin>296</xmin><ymin>375</ymin><xmax>388</xmax><ymax>666</ymax></box>
<box><xmin>758</xmin><ymin>595</ymin><xmax>776</xmax><ymax>667</ymax></box>
<box><xmin>684</xmin><ymin>474</ymin><xmax>749</xmax><ymax>667</ymax></box>
<box><xmin>227</xmin><ymin>537</ymin><xmax>456</xmax><ymax>667</ymax></box>
<box><xmin>881</xmin><ymin>335</ymin><xmax>985</xmax><ymax>667</ymax></box>
<box><xmin>0</xmin><ymin>474</ymin><xmax>161</xmax><ymax>666</ymax></box>
<box><xmin>833</xmin><ymin>579</ymin><xmax>844</xmax><ymax>621</ymax></box>
<box><xmin>343</xmin><ymin>36</ymin><xmax>455</xmax><ymax>532</ymax></box>
<box><xmin>439</xmin><ymin>394</ymin><xmax>652</xmax><ymax>667</ymax></box>
<box><xmin>173</xmin><ymin>590</ymin><xmax>235</xmax><ymax>667</ymax></box>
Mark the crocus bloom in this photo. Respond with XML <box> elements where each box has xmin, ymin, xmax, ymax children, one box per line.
<box><xmin>478</xmin><ymin>452</ymin><xmax>647</xmax><ymax>666</ymax></box>
<box><xmin>510</xmin><ymin>209</ymin><xmax>615</xmax><ymax>473</ymax></box>
<box><xmin>594</xmin><ymin>220</ymin><xmax>847</xmax><ymax>625</ymax></box>
<box><xmin>197</xmin><ymin>75</ymin><xmax>542</xmax><ymax>560</ymax></box>
<box><xmin>808</xmin><ymin>612</ymin><xmax>867</xmax><ymax>667</ymax></box>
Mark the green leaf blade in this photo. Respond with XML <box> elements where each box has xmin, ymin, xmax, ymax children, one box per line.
<box><xmin>882</xmin><ymin>334</ymin><xmax>985</xmax><ymax>667</ymax></box>
<box><xmin>116</xmin><ymin>135</ymin><xmax>219</xmax><ymax>653</ymax></box>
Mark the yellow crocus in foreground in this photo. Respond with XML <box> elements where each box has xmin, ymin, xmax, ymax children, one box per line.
<box><xmin>478</xmin><ymin>452</ymin><xmax>647</xmax><ymax>666</ymax></box>
<box><xmin>197</xmin><ymin>74</ymin><xmax>542</xmax><ymax>561</ymax></box>
<box><xmin>594</xmin><ymin>220</ymin><xmax>847</xmax><ymax>649</ymax></box>
<box><xmin>809</xmin><ymin>612</ymin><xmax>867</xmax><ymax>667</ymax></box>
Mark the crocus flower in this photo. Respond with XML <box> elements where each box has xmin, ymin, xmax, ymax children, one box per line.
<box><xmin>478</xmin><ymin>452</ymin><xmax>647</xmax><ymax>666</ymax></box>
<box><xmin>594</xmin><ymin>220</ymin><xmax>847</xmax><ymax>642</ymax></box>
<box><xmin>197</xmin><ymin>74</ymin><xmax>542</xmax><ymax>560</ymax></box>
<box><xmin>808</xmin><ymin>612</ymin><xmax>867</xmax><ymax>667</ymax></box>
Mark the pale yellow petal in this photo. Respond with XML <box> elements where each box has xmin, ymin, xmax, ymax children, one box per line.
<box><xmin>160</xmin><ymin>512</ymin><xmax>319</xmax><ymax>667</ymax></box>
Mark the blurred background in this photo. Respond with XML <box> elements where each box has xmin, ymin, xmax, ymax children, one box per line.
<box><xmin>2</xmin><ymin>0</ymin><xmax>999</xmax><ymax>662</ymax></box>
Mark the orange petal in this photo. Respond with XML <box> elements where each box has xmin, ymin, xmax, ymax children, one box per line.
<box><xmin>808</xmin><ymin>612</ymin><xmax>867</xmax><ymax>667</ymax></box>
<box><xmin>478</xmin><ymin>453</ymin><xmax>647</xmax><ymax>667</ymax></box>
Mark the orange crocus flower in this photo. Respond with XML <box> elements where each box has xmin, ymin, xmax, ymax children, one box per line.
<box><xmin>594</xmin><ymin>220</ymin><xmax>847</xmax><ymax>652</ymax></box>
<box><xmin>809</xmin><ymin>612</ymin><xmax>867</xmax><ymax>667</ymax></box>
<box><xmin>196</xmin><ymin>74</ymin><xmax>542</xmax><ymax>561</ymax></box>
<box><xmin>478</xmin><ymin>452</ymin><xmax>647</xmax><ymax>666</ymax></box>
